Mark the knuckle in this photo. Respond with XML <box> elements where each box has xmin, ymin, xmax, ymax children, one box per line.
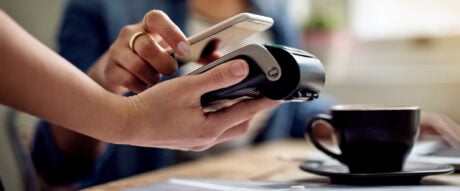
<box><xmin>135</xmin><ymin>38</ymin><xmax>152</xmax><ymax>55</ymax></box>
<box><xmin>149</xmin><ymin>74</ymin><xmax>161</xmax><ymax>84</ymax></box>
<box><xmin>245</xmin><ymin>104</ymin><xmax>259</xmax><ymax>117</ymax></box>
<box><xmin>119</xmin><ymin>25</ymin><xmax>136</xmax><ymax>37</ymax></box>
<box><xmin>145</xmin><ymin>10</ymin><xmax>172</xmax><ymax>33</ymax></box>
<box><xmin>236</xmin><ymin>124</ymin><xmax>250</xmax><ymax>135</ymax></box>
<box><xmin>136</xmin><ymin>37</ymin><xmax>162</xmax><ymax>58</ymax></box>
<box><xmin>190</xmin><ymin>145</ymin><xmax>210</xmax><ymax>152</ymax></box>
<box><xmin>121</xmin><ymin>75</ymin><xmax>139</xmax><ymax>88</ymax></box>
<box><xmin>120</xmin><ymin>76</ymin><xmax>133</xmax><ymax>87</ymax></box>
<box><xmin>103</xmin><ymin>63</ymin><xmax>116</xmax><ymax>77</ymax></box>
<box><xmin>107</xmin><ymin>43</ymin><xmax>120</xmax><ymax>56</ymax></box>
<box><xmin>159</xmin><ymin>59</ymin><xmax>178</xmax><ymax>75</ymax></box>
<box><xmin>195</xmin><ymin>132</ymin><xmax>213</xmax><ymax>142</ymax></box>
<box><xmin>144</xmin><ymin>56</ymin><xmax>177</xmax><ymax>75</ymax></box>
<box><xmin>210</xmin><ymin>69</ymin><xmax>226</xmax><ymax>87</ymax></box>
<box><xmin>162</xmin><ymin>27</ymin><xmax>177</xmax><ymax>36</ymax></box>
<box><xmin>129</xmin><ymin>60</ymin><xmax>146</xmax><ymax>74</ymax></box>
<box><xmin>195</xmin><ymin>128</ymin><xmax>220</xmax><ymax>142</ymax></box>
<box><xmin>147</xmin><ymin>10</ymin><xmax>168</xmax><ymax>21</ymax></box>
<box><xmin>107</xmin><ymin>47</ymin><xmax>116</xmax><ymax>57</ymax></box>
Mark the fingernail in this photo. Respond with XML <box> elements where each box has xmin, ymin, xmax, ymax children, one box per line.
<box><xmin>231</xmin><ymin>60</ymin><xmax>248</xmax><ymax>77</ymax></box>
<box><xmin>177</xmin><ymin>41</ymin><xmax>191</xmax><ymax>56</ymax></box>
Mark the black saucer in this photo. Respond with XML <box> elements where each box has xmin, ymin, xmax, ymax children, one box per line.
<box><xmin>299</xmin><ymin>160</ymin><xmax>454</xmax><ymax>185</ymax></box>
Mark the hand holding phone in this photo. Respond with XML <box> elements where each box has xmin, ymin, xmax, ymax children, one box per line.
<box><xmin>175</xmin><ymin>12</ymin><xmax>274</xmax><ymax>62</ymax></box>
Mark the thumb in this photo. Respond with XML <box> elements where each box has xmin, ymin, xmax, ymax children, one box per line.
<box><xmin>191</xmin><ymin>59</ymin><xmax>249</xmax><ymax>95</ymax></box>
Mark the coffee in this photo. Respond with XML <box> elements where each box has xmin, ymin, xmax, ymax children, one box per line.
<box><xmin>305</xmin><ymin>104</ymin><xmax>420</xmax><ymax>173</ymax></box>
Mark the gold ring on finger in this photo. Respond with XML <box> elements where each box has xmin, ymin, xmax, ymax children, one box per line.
<box><xmin>129</xmin><ymin>32</ymin><xmax>145</xmax><ymax>53</ymax></box>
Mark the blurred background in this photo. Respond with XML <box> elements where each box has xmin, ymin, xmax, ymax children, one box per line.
<box><xmin>301</xmin><ymin>0</ymin><xmax>460</xmax><ymax>126</ymax></box>
<box><xmin>1</xmin><ymin>0</ymin><xmax>460</xmax><ymax>190</ymax></box>
<box><xmin>2</xmin><ymin>0</ymin><xmax>460</xmax><ymax>122</ymax></box>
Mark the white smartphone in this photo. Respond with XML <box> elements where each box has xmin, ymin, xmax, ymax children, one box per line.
<box><xmin>175</xmin><ymin>12</ymin><xmax>274</xmax><ymax>62</ymax></box>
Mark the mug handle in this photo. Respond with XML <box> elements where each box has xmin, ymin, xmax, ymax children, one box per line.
<box><xmin>305</xmin><ymin>114</ymin><xmax>343</xmax><ymax>162</ymax></box>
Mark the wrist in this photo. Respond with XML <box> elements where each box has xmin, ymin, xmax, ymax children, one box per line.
<box><xmin>96</xmin><ymin>93</ymin><xmax>133</xmax><ymax>144</ymax></box>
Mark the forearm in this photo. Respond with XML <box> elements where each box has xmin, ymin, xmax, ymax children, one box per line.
<box><xmin>0</xmin><ymin>11</ymin><xmax>127</xmax><ymax>142</ymax></box>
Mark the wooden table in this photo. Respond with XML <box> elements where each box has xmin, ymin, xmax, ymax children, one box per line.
<box><xmin>85</xmin><ymin>139</ymin><xmax>460</xmax><ymax>190</ymax></box>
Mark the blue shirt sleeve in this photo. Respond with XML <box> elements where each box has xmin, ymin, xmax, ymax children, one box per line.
<box><xmin>57</xmin><ymin>0</ymin><xmax>109</xmax><ymax>72</ymax></box>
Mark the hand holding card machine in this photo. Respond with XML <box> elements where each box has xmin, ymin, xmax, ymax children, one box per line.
<box><xmin>189</xmin><ymin>44</ymin><xmax>325</xmax><ymax>113</ymax></box>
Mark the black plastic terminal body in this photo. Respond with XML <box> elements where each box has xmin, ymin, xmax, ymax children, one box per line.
<box><xmin>189</xmin><ymin>44</ymin><xmax>325</xmax><ymax>112</ymax></box>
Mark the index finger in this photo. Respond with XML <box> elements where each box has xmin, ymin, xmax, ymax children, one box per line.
<box><xmin>143</xmin><ymin>10</ymin><xmax>190</xmax><ymax>56</ymax></box>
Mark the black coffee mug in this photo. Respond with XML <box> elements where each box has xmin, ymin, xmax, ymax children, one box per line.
<box><xmin>305</xmin><ymin>104</ymin><xmax>420</xmax><ymax>173</ymax></box>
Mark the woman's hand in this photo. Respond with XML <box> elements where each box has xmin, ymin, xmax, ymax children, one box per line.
<box><xmin>420</xmin><ymin>112</ymin><xmax>460</xmax><ymax>147</ymax></box>
<box><xmin>88</xmin><ymin>10</ymin><xmax>190</xmax><ymax>94</ymax></box>
<box><xmin>113</xmin><ymin>59</ymin><xmax>279</xmax><ymax>151</ymax></box>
